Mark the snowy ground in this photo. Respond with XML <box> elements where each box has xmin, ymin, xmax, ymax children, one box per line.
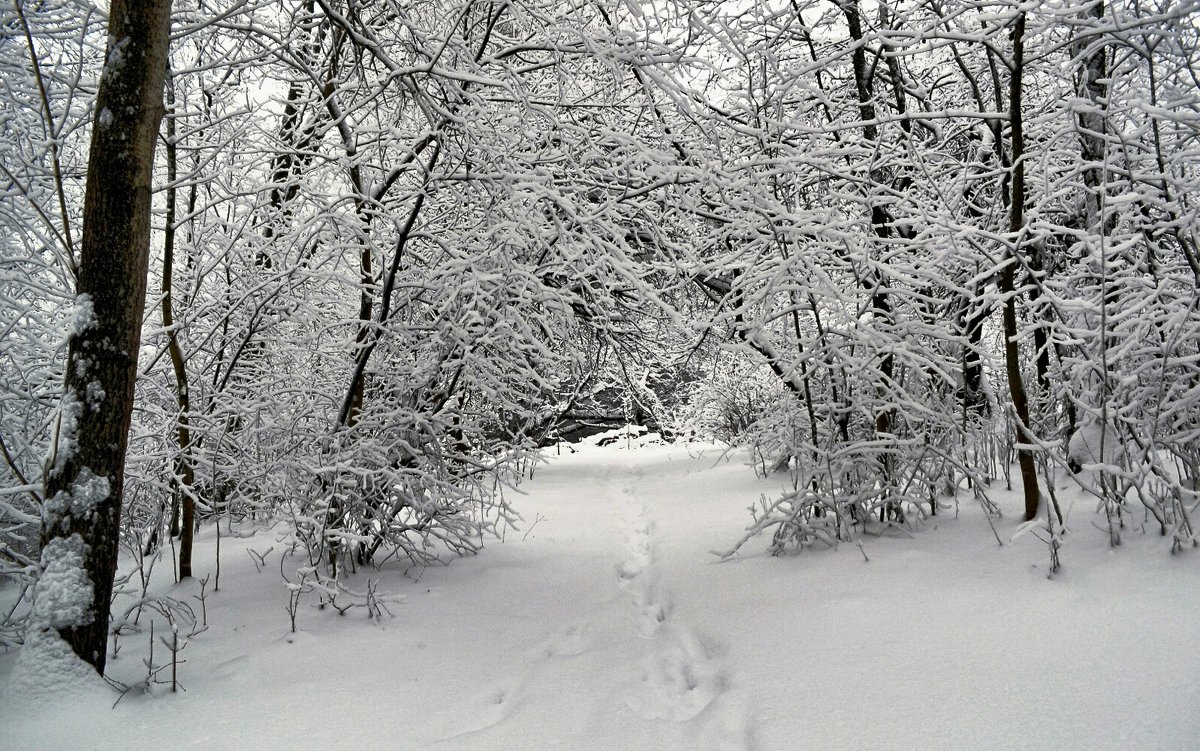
<box><xmin>2</xmin><ymin>439</ymin><xmax>1198</xmax><ymax>750</ymax></box>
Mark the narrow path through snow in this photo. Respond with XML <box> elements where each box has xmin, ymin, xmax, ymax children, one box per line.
<box><xmin>429</xmin><ymin>447</ymin><xmax>756</xmax><ymax>750</ymax></box>
<box><xmin>612</xmin><ymin>466</ymin><xmax>752</xmax><ymax>748</ymax></box>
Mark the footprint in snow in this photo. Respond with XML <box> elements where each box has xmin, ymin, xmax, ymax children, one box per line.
<box><xmin>688</xmin><ymin>688</ymin><xmax>759</xmax><ymax>751</ymax></box>
<box><xmin>632</xmin><ymin>583</ymin><xmax>671</xmax><ymax>638</ymax></box>
<box><xmin>617</xmin><ymin>541</ymin><xmax>652</xmax><ymax>584</ymax></box>
<box><xmin>618</xmin><ymin>507</ymin><xmax>653</xmax><ymax>580</ymax></box>
<box><xmin>617</xmin><ymin>548</ymin><xmax>649</xmax><ymax>581</ymax></box>
<box><xmin>622</xmin><ymin>631</ymin><xmax>726</xmax><ymax>722</ymax></box>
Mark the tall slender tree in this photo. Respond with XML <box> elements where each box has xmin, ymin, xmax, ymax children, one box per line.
<box><xmin>997</xmin><ymin>10</ymin><xmax>1041</xmax><ymax>522</ymax></box>
<box><xmin>38</xmin><ymin>0</ymin><xmax>173</xmax><ymax>673</ymax></box>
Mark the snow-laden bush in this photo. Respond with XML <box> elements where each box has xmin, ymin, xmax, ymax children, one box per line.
<box><xmin>665</xmin><ymin>353</ymin><xmax>783</xmax><ymax>445</ymax></box>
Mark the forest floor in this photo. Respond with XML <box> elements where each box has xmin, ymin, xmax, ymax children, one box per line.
<box><xmin>2</xmin><ymin>437</ymin><xmax>1199</xmax><ymax>750</ymax></box>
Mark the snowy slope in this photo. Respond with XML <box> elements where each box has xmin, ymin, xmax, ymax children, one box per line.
<box><xmin>2</xmin><ymin>440</ymin><xmax>1198</xmax><ymax>749</ymax></box>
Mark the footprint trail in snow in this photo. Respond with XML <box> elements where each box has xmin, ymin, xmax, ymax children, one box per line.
<box><xmin>613</xmin><ymin>474</ymin><xmax>756</xmax><ymax>749</ymax></box>
<box><xmin>432</xmin><ymin>452</ymin><xmax>755</xmax><ymax>750</ymax></box>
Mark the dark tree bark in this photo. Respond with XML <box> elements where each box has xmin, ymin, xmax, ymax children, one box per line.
<box><xmin>961</xmin><ymin>283</ymin><xmax>991</xmax><ymax>416</ymax></box>
<box><xmin>163</xmin><ymin>75</ymin><xmax>197</xmax><ymax>580</ymax></box>
<box><xmin>40</xmin><ymin>0</ymin><xmax>173</xmax><ymax>674</ymax></box>
<box><xmin>998</xmin><ymin>11</ymin><xmax>1042</xmax><ymax>522</ymax></box>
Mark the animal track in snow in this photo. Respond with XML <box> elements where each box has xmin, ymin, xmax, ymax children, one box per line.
<box><xmin>689</xmin><ymin>688</ymin><xmax>760</xmax><ymax>751</ymax></box>
<box><xmin>616</xmin><ymin>490</ymin><xmax>670</xmax><ymax>638</ymax></box>
<box><xmin>611</xmin><ymin>474</ymin><xmax>753</xmax><ymax>746</ymax></box>
<box><xmin>618</xmin><ymin>512</ymin><xmax>653</xmax><ymax>577</ymax></box>
<box><xmin>632</xmin><ymin>581</ymin><xmax>672</xmax><ymax>638</ymax></box>
<box><xmin>621</xmin><ymin>629</ymin><xmax>726</xmax><ymax>722</ymax></box>
<box><xmin>616</xmin><ymin>548</ymin><xmax>648</xmax><ymax>581</ymax></box>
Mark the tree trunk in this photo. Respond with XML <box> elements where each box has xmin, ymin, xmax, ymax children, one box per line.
<box><xmin>40</xmin><ymin>0</ymin><xmax>172</xmax><ymax>674</ymax></box>
<box><xmin>999</xmin><ymin>11</ymin><xmax>1042</xmax><ymax>522</ymax></box>
<box><xmin>163</xmin><ymin>74</ymin><xmax>197</xmax><ymax>580</ymax></box>
<box><xmin>1073</xmin><ymin>1</ymin><xmax>1111</xmax><ymax>235</ymax></box>
<box><xmin>961</xmin><ymin>284</ymin><xmax>990</xmax><ymax>415</ymax></box>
